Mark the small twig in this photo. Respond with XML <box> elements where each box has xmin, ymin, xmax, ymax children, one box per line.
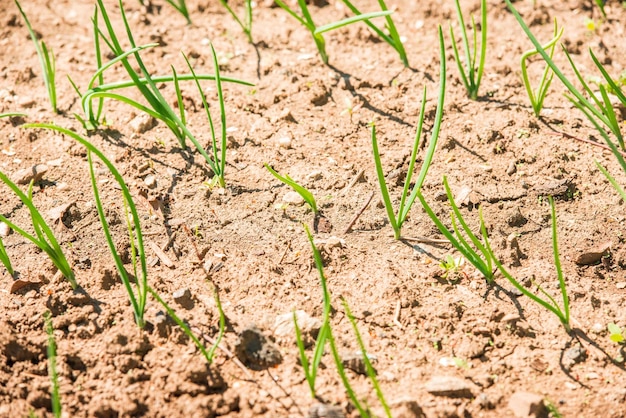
<box><xmin>393</xmin><ymin>299</ymin><xmax>403</xmax><ymax>329</ymax></box>
<box><xmin>400</xmin><ymin>235</ymin><xmax>450</xmax><ymax>244</ymax></box>
<box><xmin>342</xmin><ymin>169</ymin><xmax>365</xmax><ymax>196</ymax></box>
<box><xmin>181</xmin><ymin>223</ymin><xmax>203</xmax><ymax>261</ymax></box>
<box><xmin>548</xmin><ymin>130</ymin><xmax>626</xmax><ymax>158</ymax></box>
<box><xmin>148</xmin><ymin>240</ymin><xmax>174</xmax><ymax>268</ymax></box>
<box><xmin>344</xmin><ymin>191</ymin><xmax>374</xmax><ymax>234</ymax></box>
<box><xmin>277</xmin><ymin>239</ymin><xmax>291</xmax><ymax>265</ymax></box>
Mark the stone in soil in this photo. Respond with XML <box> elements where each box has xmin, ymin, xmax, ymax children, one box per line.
<box><xmin>235</xmin><ymin>324</ymin><xmax>283</xmax><ymax>370</ymax></box>
<box><xmin>307</xmin><ymin>403</ymin><xmax>345</xmax><ymax>418</ymax></box>
<box><xmin>274</xmin><ymin>310</ymin><xmax>321</xmax><ymax>347</ymax></box>
<box><xmin>507</xmin><ymin>391</ymin><xmax>548</xmax><ymax>418</ymax></box>
<box><xmin>387</xmin><ymin>398</ymin><xmax>425</xmax><ymax>418</ymax></box>
<box><xmin>13</xmin><ymin>164</ymin><xmax>48</xmax><ymax>184</ymax></box>
<box><xmin>424</xmin><ymin>375</ymin><xmax>474</xmax><ymax>398</ymax></box>
<box><xmin>172</xmin><ymin>288</ymin><xmax>194</xmax><ymax>310</ymax></box>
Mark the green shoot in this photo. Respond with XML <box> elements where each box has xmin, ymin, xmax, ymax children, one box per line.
<box><xmin>44</xmin><ymin>312</ymin><xmax>61</xmax><ymax>418</ymax></box>
<box><xmin>485</xmin><ymin>197</ymin><xmax>571</xmax><ymax>333</ymax></box>
<box><xmin>521</xmin><ymin>19</ymin><xmax>564</xmax><ymax>116</ymax></box>
<box><xmin>84</xmin><ymin>0</ymin><xmax>251</xmax><ymax>186</ymax></box>
<box><xmin>417</xmin><ymin>176</ymin><xmax>495</xmax><ymax>282</ymax></box>
<box><xmin>326</xmin><ymin>325</ymin><xmax>369</xmax><ymax>417</ymax></box>
<box><xmin>265</xmin><ymin>164</ymin><xmax>318</xmax><ymax>214</ymax></box>
<box><xmin>274</xmin><ymin>0</ymin><xmax>392</xmax><ymax>64</ymax></box>
<box><xmin>183</xmin><ymin>47</ymin><xmax>228</xmax><ymax>188</ymax></box>
<box><xmin>0</xmin><ymin>173</ymin><xmax>76</xmax><ymax>289</ymax></box>
<box><xmin>338</xmin><ymin>0</ymin><xmax>408</xmax><ymax>67</ymax></box>
<box><xmin>342</xmin><ymin>297</ymin><xmax>391</xmax><ymax>418</ymax></box>
<box><xmin>608</xmin><ymin>323</ymin><xmax>625</xmax><ymax>344</ymax></box>
<box><xmin>164</xmin><ymin>0</ymin><xmax>191</xmax><ymax>24</ymax></box>
<box><xmin>294</xmin><ymin>224</ymin><xmax>331</xmax><ymax>397</ymax></box>
<box><xmin>505</xmin><ymin>0</ymin><xmax>624</xmax><ymax>149</ymax></box>
<box><xmin>0</xmin><ymin>236</ymin><xmax>14</xmax><ymax>277</ymax></box>
<box><xmin>148</xmin><ymin>286</ymin><xmax>225</xmax><ymax>363</ymax></box>
<box><xmin>219</xmin><ymin>0</ymin><xmax>253</xmax><ymax>44</ymax></box>
<box><xmin>27</xmin><ymin>123</ymin><xmax>147</xmax><ymax>327</ymax></box>
<box><xmin>0</xmin><ymin>112</ymin><xmax>27</xmax><ymax>119</ymax></box>
<box><xmin>14</xmin><ymin>0</ymin><xmax>57</xmax><ymax>113</ymax></box>
<box><xmin>594</xmin><ymin>0</ymin><xmax>607</xmax><ymax>18</ymax></box>
<box><xmin>372</xmin><ymin>27</ymin><xmax>445</xmax><ymax>240</ymax></box>
<box><xmin>449</xmin><ymin>0</ymin><xmax>486</xmax><ymax>100</ymax></box>
<box><xmin>439</xmin><ymin>254</ymin><xmax>465</xmax><ymax>280</ymax></box>
<box><xmin>595</xmin><ymin>160</ymin><xmax>626</xmax><ymax>202</ymax></box>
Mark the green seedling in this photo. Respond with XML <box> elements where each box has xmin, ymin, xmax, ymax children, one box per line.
<box><xmin>0</xmin><ymin>236</ymin><xmax>14</xmax><ymax>277</ymax></box>
<box><xmin>165</xmin><ymin>0</ymin><xmax>191</xmax><ymax>24</ymax></box>
<box><xmin>27</xmin><ymin>124</ymin><xmax>146</xmax><ymax>327</ymax></box>
<box><xmin>148</xmin><ymin>285</ymin><xmax>225</xmax><ymax>364</ymax></box>
<box><xmin>608</xmin><ymin>323</ymin><xmax>625</xmax><ymax>344</ymax></box>
<box><xmin>506</xmin><ymin>0</ymin><xmax>624</xmax><ymax>149</ymax></box>
<box><xmin>184</xmin><ymin>48</ymin><xmax>228</xmax><ymax>188</ymax></box>
<box><xmin>81</xmin><ymin>0</ymin><xmax>252</xmax><ymax>186</ymax></box>
<box><xmin>449</xmin><ymin>0</ymin><xmax>487</xmax><ymax>100</ymax></box>
<box><xmin>294</xmin><ymin>224</ymin><xmax>330</xmax><ymax>398</ymax></box>
<box><xmin>274</xmin><ymin>0</ymin><xmax>392</xmax><ymax>64</ymax></box>
<box><xmin>521</xmin><ymin>19</ymin><xmax>564</xmax><ymax>116</ymax></box>
<box><xmin>342</xmin><ymin>297</ymin><xmax>391</xmax><ymax>418</ymax></box>
<box><xmin>0</xmin><ymin>112</ymin><xmax>27</xmax><ymax>119</ymax></box>
<box><xmin>338</xmin><ymin>0</ymin><xmax>408</xmax><ymax>67</ymax></box>
<box><xmin>44</xmin><ymin>311</ymin><xmax>61</xmax><ymax>418</ymax></box>
<box><xmin>595</xmin><ymin>161</ymin><xmax>626</xmax><ymax>202</ymax></box>
<box><xmin>594</xmin><ymin>0</ymin><xmax>607</xmax><ymax>18</ymax></box>
<box><xmin>265</xmin><ymin>164</ymin><xmax>318</xmax><ymax>214</ymax></box>
<box><xmin>485</xmin><ymin>197</ymin><xmax>571</xmax><ymax>333</ymax></box>
<box><xmin>14</xmin><ymin>0</ymin><xmax>57</xmax><ymax>113</ymax></box>
<box><xmin>439</xmin><ymin>254</ymin><xmax>465</xmax><ymax>280</ymax></box>
<box><xmin>0</xmin><ymin>172</ymin><xmax>76</xmax><ymax>288</ymax></box>
<box><xmin>219</xmin><ymin>0</ymin><xmax>253</xmax><ymax>43</ymax></box>
<box><xmin>417</xmin><ymin>176</ymin><xmax>495</xmax><ymax>281</ymax></box>
<box><xmin>372</xmin><ymin>27</ymin><xmax>445</xmax><ymax>240</ymax></box>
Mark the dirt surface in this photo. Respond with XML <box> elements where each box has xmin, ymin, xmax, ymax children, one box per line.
<box><xmin>1</xmin><ymin>0</ymin><xmax>626</xmax><ymax>417</ymax></box>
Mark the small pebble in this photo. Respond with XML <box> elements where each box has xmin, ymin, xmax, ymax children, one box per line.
<box><xmin>282</xmin><ymin>191</ymin><xmax>304</xmax><ymax>205</ymax></box>
<box><xmin>144</xmin><ymin>174</ymin><xmax>157</xmax><ymax>189</ymax></box>
<box><xmin>277</xmin><ymin>136</ymin><xmax>292</xmax><ymax>149</ymax></box>
<box><xmin>507</xmin><ymin>391</ymin><xmax>547</xmax><ymax>418</ymax></box>
<box><xmin>424</xmin><ymin>375</ymin><xmax>474</xmax><ymax>398</ymax></box>
<box><xmin>13</xmin><ymin>164</ymin><xmax>48</xmax><ymax>184</ymax></box>
<box><xmin>172</xmin><ymin>288</ymin><xmax>194</xmax><ymax>310</ymax></box>
<box><xmin>0</xmin><ymin>222</ymin><xmax>10</xmax><ymax>237</ymax></box>
<box><xmin>506</xmin><ymin>161</ymin><xmax>517</xmax><ymax>175</ymax></box>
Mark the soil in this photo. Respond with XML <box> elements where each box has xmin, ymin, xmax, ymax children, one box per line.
<box><xmin>1</xmin><ymin>0</ymin><xmax>626</xmax><ymax>417</ymax></box>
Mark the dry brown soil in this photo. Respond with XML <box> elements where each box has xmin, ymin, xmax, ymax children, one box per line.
<box><xmin>1</xmin><ymin>0</ymin><xmax>626</xmax><ymax>417</ymax></box>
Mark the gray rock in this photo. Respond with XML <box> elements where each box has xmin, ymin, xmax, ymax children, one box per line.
<box><xmin>388</xmin><ymin>398</ymin><xmax>425</xmax><ymax>418</ymax></box>
<box><xmin>282</xmin><ymin>191</ymin><xmax>304</xmax><ymax>205</ymax></box>
<box><xmin>129</xmin><ymin>113</ymin><xmax>156</xmax><ymax>133</ymax></box>
<box><xmin>507</xmin><ymin>391</ymin><xmax>547</xmax><ymax>417</ymax></box>
<box><xmin>144</xmin><ymin>174</ymin><xmax>157</xmax><ymax>189</ymax></box>
<box><xmin>13</xmin><ymin>164</ymin><xmax>48</xmax><ymax>184</ymax></box>
<box><xmin>424</xmin><ymin>375</ymin><xmax>474</xmax><ymax>398</ymax></box>
<box><xmin>308</xmin><ymin>403</ymin><xmax>345</xmax><ymax>418</ymax></box>
<box><xmin>173</xmin><ymin>288</ymin><xmax>194</xmax><ymax>310</ymax></box>
<box><xmin>274</xmin><ymin>310</ymin><xmax>321</xmax><ymax>347</ymax></box>
<box><xmin>235</xmin><ymin>324</ymin><xmax>283</xmax><ymax>370</ymax></box>
<box><xmin>563</xmin><ymin>344</ymin><xmax>587</xmax><ymax>370</ymax></box>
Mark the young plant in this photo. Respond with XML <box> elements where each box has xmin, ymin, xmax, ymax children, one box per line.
<box><xmin>485</xmin><ymin>197</ymin><xmax>571</xmax><ymax>333</ymax></box>
<box><xmin>274</xmin><ymin>0</ymin><xmax>392</xmax><ymax>64</ymax></box>
<box><xmin>372</xmin><ymin>27</ymin><xmax>445</xmax><ymax>240</ymax></box>
<box><xmin>439</xmin><ymin>254</ymin><xmax>465</xmax><ymax>280</ymax></box>
<box><xmin>449</xmin><ymin>0</ymin><xmax>487</xmax><ymax>100</ymax></box>
<box><xmin>44</xmin><ymin>311</ymin><xmax>61</xmax><ymax>418</ymax></box>
<box><xmin>342</xmin><ymin>297</ymin><xmax>391</xmax><ymax>418</ymax></box>
<box><xmin>505</xmin><ymin>0</ymin><xmax>624</xmax><ymax>149</ymax></box>
<box><xmin>416</xmin><ymin>176</ymin><xmax>495</xmax><ymax>281</ymax></box>
<box><xmin>148</xmin><ymin>285</ymin><xmax>226</xmax><ymax>364</ymax></box>
<box><xmin>219</xmin><ymin>0</ymin><xmax>253</xmax><ymax>44</ymax></box>
<box><xmin>81</xmin><ymin>0</ymin><xmax>252</xmax><ymax>186</ymax></box>
<box><xmin>164</xmin><ymin>0</ymin><xmax>191</xmax><ymax>24</ymax></box>
<box><xmin>521</xmin><ymin>19</ymin><xmax>564</xmax><ymax>116</ymax></box>
<box><xmin>27</xmin><ymin>124</ymin><xmax>147</xmax><ymax>328</ymax></box>
<box><xmin>338</xmin><ymin>0</ymin><xmax>408</xmax><ymax>67</ymax></box>
<box><xmin>265</xmin><ymin>164</ymin><xmax>318</xmax><ymax>214</ymax></box>
<box><xmin>294</xmin><ymin>224</ymin><xmax>330</xmax><ymax>398</ymax></box>
<box><xmin>0</xmin><ymin>173</ymin><xmax>76</xmax><ymax>289</ymax></box>
<box><xmin>0</xmin><ymin>236</ymin><xmax>14</xmax><ymax>277</ymax></box>
<box><xmin>0</xmin><ymin>112</ymin><xmax>27</xmax><ymax>119</ymax></box>
<box><xmin>14</xmin><ymin>0</ymin><xmax>57</xmax><ymax>113</ymax></box>
<box><xmin>608</xmin><ymin>323</ymin><xmax>625</xmax><ymax>344</ymax></box>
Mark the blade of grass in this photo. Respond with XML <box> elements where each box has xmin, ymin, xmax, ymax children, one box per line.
<box><xmin>44</xmin><ymin>311</ymin><xmax>61</xmax><ymax>418</ymax></box>
<box><xmin>14</xmin><ymin>0</ymin><xmax>57</xmax><ymax>113</ymax></box>
<box><xmin>342</xmin><ymin>297</ymin><xmax>391</xmax><ymax>418</ymax></box>
<box><xmin>371</xmin><ymin>27</ymin><xmax>446</xmax><ymax>239</ymax></box>
<box><xmin>27</xmin><ymin>123</ymin><xmax>146</xmax><ymax>326</ymax></box>
<box><xmin>0</xmin><ymin>236</ymin><xmax>14</xmax><ymax>277</ymax></box>
<box><xmin>521</xmin><ymin>19</ymin><xmax>563</xmax><ymax>116</ymax></box>
<box><xmin>265</xmin><ymin>164</ymin><xmax>318</xmax><ymax>214</ymax></box>
<box><xmin>219</xmin><ymin>0</ymin><xmax>253</xmax><ymax>43</ymax></box>
<box><xmin>449</xmin><ymin>0</ymin><xmax>486</xmax><ymax>100</ymax></box>
<box><xmin>0</xmin><ymin>172</ymin><xmax>76</xmax><ymax>288</ymax></box>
